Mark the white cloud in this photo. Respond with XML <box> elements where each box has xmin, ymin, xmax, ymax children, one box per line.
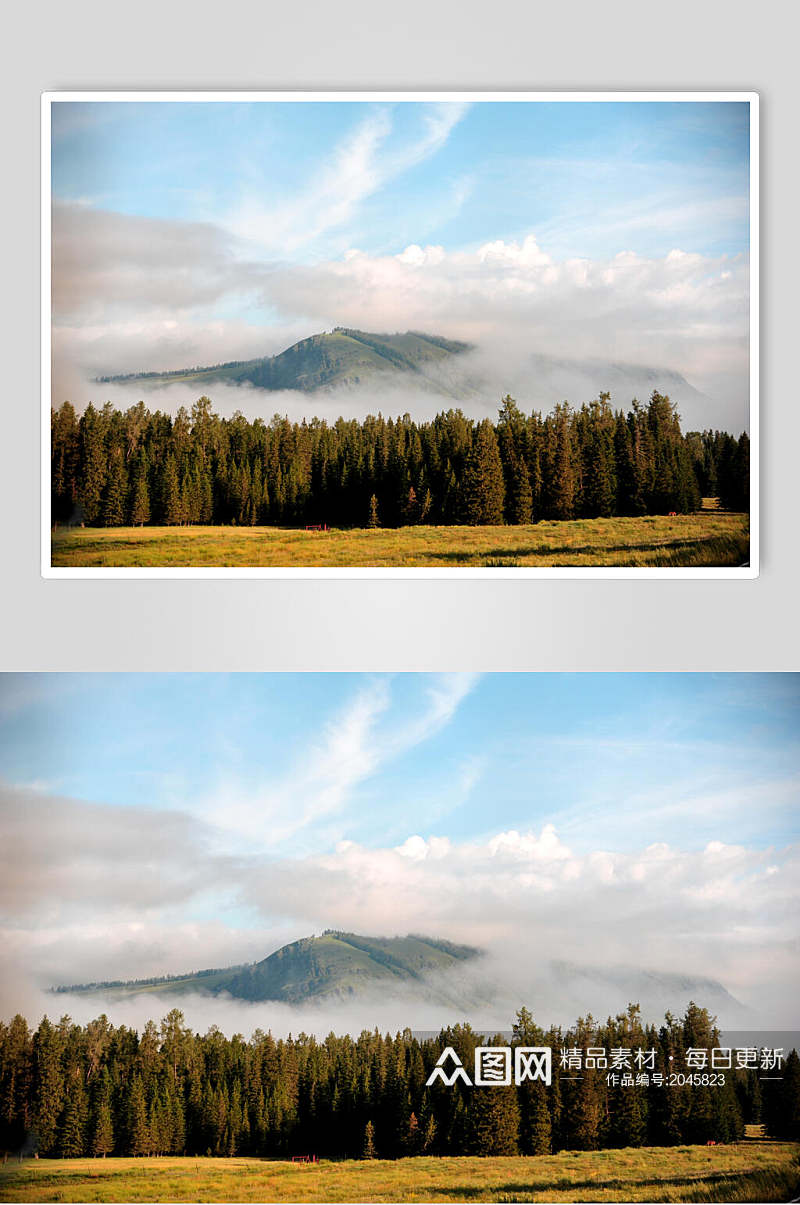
<box><xmin>395</xmin><ymin>835</ymin><xmax>451</xmax><ymax>861</ymax></box>
<box><xmin>0</xmin><ymin>785</ymin><xmax>237</xmax><ymax>919</ymax></box>
<box><xmin>238</xmin><ymin>826</ymin><xmax>799</xmax><ymax>1019</ymax></box>
<box><xmin>397</xmin><ymin>243</ymin><xmax>446</xmax><ymax>267</ymax></box>
<box><xmin>477</xmin><ymin>235</ymin><xmax>553</xmax><ymax>268</ymax></box>
<box><xmin>269</xmin><ymin>236</ymin><xmax>747</xmax><ymax>355</ymax></box>
<box><xmin>487</xmin><ymin>824</ymin><xmax>571</xmax><ymax>861</ymax></box>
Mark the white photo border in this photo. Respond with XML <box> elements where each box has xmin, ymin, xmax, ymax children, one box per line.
<box><xmin>41</xmin><ymin>90</ymin><xmax>759</xmax><ymax>580</ymax></box>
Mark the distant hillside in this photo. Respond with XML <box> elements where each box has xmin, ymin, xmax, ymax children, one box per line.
<box><xmin>55</xmin><ymin>932</ymin><xmax>482</xmax><ymax>1004</ymax></box>
<box><xmin>55</xmin><ymin>930</ymin><xmax>749</xmax><ymax>1023</ymax></box>
<box><xmin>520</xmin><ymin>353</ymin><xmax>714</xmax><ymax>420</ymax></box>
<box><xmin>98</xmin><ymin>330</ymin><xmax>473</xmax><ymax>396</ymax></box>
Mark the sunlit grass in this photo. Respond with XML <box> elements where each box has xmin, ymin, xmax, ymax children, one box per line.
<box><xmin>1</xmin><ymin>1143</ymin><xmax>796</xmax><ymax>1202</ymax></box>
<box><xmin>50</xmin><ymin>512</ymin><xmax>749</xmax><ymax>569</ymax></box>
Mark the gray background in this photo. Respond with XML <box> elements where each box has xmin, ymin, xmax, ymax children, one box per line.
<box><xmin>1</xmin><ymin>0</ymin><xmax>796</xmax><ymax>671</ymax></box>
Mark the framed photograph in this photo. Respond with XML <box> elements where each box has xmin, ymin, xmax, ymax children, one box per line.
<box><xmin>43</xmin><ymin>92</ymin><xmax>758</xmax><ymax>577</ymax></box>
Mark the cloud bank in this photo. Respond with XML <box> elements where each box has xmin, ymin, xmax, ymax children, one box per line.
<box><xmin>52</xmin><ymin>201</ymin><xmax>750</xmax><ymax>432</ymax></box>
<box><xmin>2</xmin><ymin>777</ymin><xmax>795</xmax><ymax>1033</ymax></box>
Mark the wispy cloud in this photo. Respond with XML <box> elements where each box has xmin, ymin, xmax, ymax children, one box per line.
<box><xmin>227</xmin><ymin>103</ymin><xmax>470</xmax><ymax>256</ymax></box>
<box><xmin>202</xmin><ymin>674</ymin><xmax>480</xmax><ymax>848</ymax></box>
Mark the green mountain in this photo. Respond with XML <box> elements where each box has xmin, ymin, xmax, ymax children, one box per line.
<box><xmin>55</xmin><ymin>932</ymin><xmax>482</xmax><ymax>1004</ymax></box>
<box><xmin>98</xmin><ymin>329</ymin><xmax>473</xmax><ymax>395</ymax></box>
<box><xmin>55</xmin><ymin>931</ymin><xmax>749</xmax><ymax>1023</ymax></box>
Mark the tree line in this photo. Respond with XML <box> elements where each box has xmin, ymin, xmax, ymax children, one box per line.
<box><xmin>1</xmin><ymin>1002</ymin><xmax>795</xmax><ymax>1160</ymax></box>
<box><xmin>51</xmin><ymin>393</ymin><xmax>750</xmax><ymax>530</ymax></box>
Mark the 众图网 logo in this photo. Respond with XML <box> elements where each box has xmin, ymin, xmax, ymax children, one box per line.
<box><xmin>426</xmin><ymin>1046</ymin><xmax>552</xmax><ymax>1087</ymax></box>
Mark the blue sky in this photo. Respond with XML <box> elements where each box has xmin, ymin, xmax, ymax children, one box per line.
<box><xmin>1</xmin><ymin>672</ymin><xmax>794</xmax><ymax>853</ymax></box>
<box><xmin>1</xmin><ymin>674</ymin><xmax>796</xmax><ymax>1021</ymax></box>
<box><xmin>52</xmin><ymin>100</ymin><xmax>750</xmax><ymax>261</ymax></box>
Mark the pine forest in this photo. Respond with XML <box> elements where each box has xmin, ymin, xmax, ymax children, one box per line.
<box><xmin>50</xmin><ymin>394</ymin><xmax>750</xmax><ymax>531</ymax></box>
<box><xmin>1</xmin><ymin>1004</ymin><xmax>796</xmax><ymax>1161</ymax></box>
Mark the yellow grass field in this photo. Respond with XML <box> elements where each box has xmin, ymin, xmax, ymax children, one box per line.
<box><xmin>50</xmin><ymin>512</ymin><xmax>749</xmax><ymax>569</ymax></box>
<box><xmin>1</xmin><ymin>1144</ymin><xmax>797</xmax><ymax>1203</ymax></box>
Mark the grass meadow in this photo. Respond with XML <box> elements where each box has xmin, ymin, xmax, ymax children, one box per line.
<box><xmin>1</xmin><ymin>1143</ymin><xmax>797</xmax><ymax>1203</ymax></box>
<box><xmin>50</xmin><ymin>511</ymin><xmax>749</xmax><ymax>569</ymax></box>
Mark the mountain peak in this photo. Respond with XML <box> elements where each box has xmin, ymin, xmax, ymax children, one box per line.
<box><xmin>98</xmin><ymin>329</ymin><xmax>474</xmax><ymax>396</ymax></box>
<box><xmin>55</xmin><ymin>932</ymin><xmax>482</xmax><ymax>1004</ymax></box>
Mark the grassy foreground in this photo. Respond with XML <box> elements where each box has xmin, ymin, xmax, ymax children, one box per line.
<box><xmin>50</xmin><ymin>512</ymin><xmax>749</xmax><ymax>569</ymax></box>
<box><xmin>1</xmin><ymin>1144</ymin><xmax>797</xmax><ymax>1203</ymax></box>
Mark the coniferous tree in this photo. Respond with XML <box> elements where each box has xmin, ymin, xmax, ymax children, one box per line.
<box><xmin>89</xmin><ymin>1065</ymin><xmax>115</xmax><ymax>1157</ymax></box>
<box><xmin>51</xmin><ymin>404</ymin><xmax>80</xmax><ymax>523</ymax></box>
<box><xmin>512</xmin><ymin>1008</ymin><xmax>551</xmax><ymax>1154</ymax></box>
<box><xmin>403</xmin><ymin>486</ymin><xmax>419</xmax><ymax>525</ymax></box>
<box><xmin>649</xmin><ymin>1014</ymin><xmax>687</xmax><ymax>1145</ymax></box>
<box><xmin>520</xmin><ymin>1080</ymin><xmax>551</xmax><ymax>1155</ymax></box>
<box><xmin>0</xmin><ymin>1015</ymin><xmax>32</xmax><ymax>1155</ymax></box>
<box><xmin>128</xmin><ymin>1075</ymin><xmax>151</xmax><ymax>1156</ymax></box>
<box><xmin>461</xmin><ymin>420</ymin><xmax>505</xmax><ymax>525</ymax></box>
<box><xmin>160</xmin><ymin>455</ymin><xmax>181</xmax><ymax>526</ymax></box>
<box><xmin>59</xmin><ymin>1077</ymin><xmax>88</xmax><ymax>1158</ymax></box>
<box><xmin>718</xmin><ymin>432</ymin><xmax>750</xmax><ymax>512</ymax></box>
<box><xmin>544</xmin><ymin>404</ymin><xmax>577</xmax><ymax>520</ymax></box>
<box><xmin>615</xmin><ymin>1078</ymin><xmax>647</xmax><ymax>1147</ymax></box>
<box><xmin>77</xmin><ymin>405</ymin><xmax>108</xmax><ymax>526</ymax></box>
<box><xmin>764</xmin><ymin>1049</ymin><xmax>800</xmax><ymax>1140</ymax></box>
<box><xmin>362</xmin><ymin>1118</ymin><xmax>377</xmax><ymax>1158</ymax></box>
<box><xmin>613</xmin><ymin>411</ymin><xmax>636</xmax><ymax>515</ymax></box>
<box><xmin>563</xmin><ymin>1028</ymin><xmax>602</xmax><ymax>1155</ymax></box>
<box><xmin>128</xmin><ymin>450</ymin><xmax>151</xmax><ymax>527</ymax></box>
<box><xmin>467</xmin><ymin>1083</ymin><xmax>520</xmax><ymax>1155</ymax></box>
<box><xmin>581</xmin><ymin>397</ymin><xmax>617</xmax><ymax>517</ymax></box>
<box><xmin>91</xmin><ymin>1100</ymin><xmax>114</xmax><ymax>1157</ymax></box>
<box><xmin>32</xmin><ymin>1017</ymin><xmax>64</xmax><ymax>1156</ymax></box>
<box><xmin>712</xmin><ymin>1073</ymin><xmax>743</xmax><ymax>1144</ymax></box>
<box><xmin>403</xmin><ymin>1111</ymin><xmax>422</xmax><ymax>1155</ymax></box>
<box><xmin>102</xmin><ymin>450</ymin><xmax>128</xmax><ymax>527</ymax></box>
<box><xmin>509</xmin><ymin>458</ymin><xmax>533</xmax><ymax>524</ymax></box>
<box><xmin>735</xmin><ymin>1064</ymin><xmax>762</xmax><ymax>1126</ymax></box>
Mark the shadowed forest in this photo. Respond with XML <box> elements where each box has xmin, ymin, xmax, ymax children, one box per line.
<box><xmin>50</xmin><ymin>393</ymin><xmax>750</xmax><ymax>531</ymax></box>
<box><xmin>1</xmin><ymin>1003</ymin><xmax>796</xmax><ymax>1161</ymax></box>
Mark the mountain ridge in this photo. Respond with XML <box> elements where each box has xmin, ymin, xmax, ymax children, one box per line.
<box><xmin>93</xmin><ymin>327</ymin><xmax>719</xmax><ymax>426</ymax></box>
<box><xmin>97</xmin><ymin>329</ymin><xmax>473</xmax><ymax>396</ymax></box>
<box><xmin>52</xmin><ymin>930</ymin><xmax>748</xmax><ymax>1024</ymax></box>
<box><xmin>54</xmin><ymin>931</ymin><xmax>482</xmax><ymax>1004</ymax></box>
